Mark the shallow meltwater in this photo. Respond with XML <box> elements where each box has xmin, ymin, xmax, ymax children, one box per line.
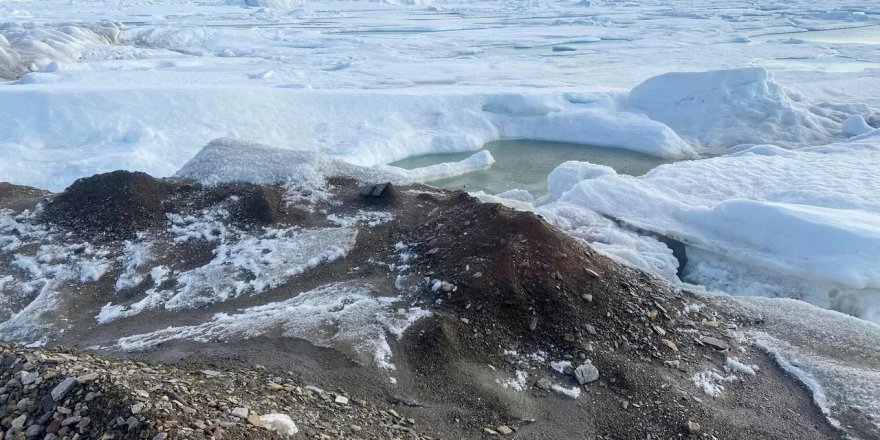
<box><xmin>390</xmin><ymin>140</ymin><xmax>672</xmax><ymax>196</ymax></box>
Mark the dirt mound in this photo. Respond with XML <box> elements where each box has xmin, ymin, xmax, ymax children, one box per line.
<box><xmin>0</xmin><ymin>182</ymin><xmax>50</xmax><ymax>213</ymax></box>
<box><xmin>41</xmin><ymin>171</ymin><xmax>174</xmax><ymax>239</ymax></box>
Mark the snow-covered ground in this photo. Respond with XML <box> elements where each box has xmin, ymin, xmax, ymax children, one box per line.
<box><xmin>2</xmin><ymin>0</ymin><xmax>880</xmax><ymax>435</ymax></box>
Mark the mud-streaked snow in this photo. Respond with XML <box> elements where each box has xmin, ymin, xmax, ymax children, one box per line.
<box><xmin>117</xmin><ymin>282</ymin><xmax>430</xmax><ymax>370</ymax></box>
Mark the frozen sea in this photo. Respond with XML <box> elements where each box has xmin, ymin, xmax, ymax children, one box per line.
<box><xmin>1</xmin><ymin>0</ymin><xmax>880</xmax><ymax>436</ymax></box>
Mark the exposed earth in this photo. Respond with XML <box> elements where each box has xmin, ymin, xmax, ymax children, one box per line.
<box><xmin>0</xmin><ymin>169</ymin><xmax>842</xmax><ymax>439</ymax></box>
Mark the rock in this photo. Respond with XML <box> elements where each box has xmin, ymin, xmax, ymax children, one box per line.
<box><xmin>231</xmin><ymin>407</ymin><xmax>249</xmax><ymax>418</ymax></box>
<box><xmin>76</xmin><ymin>417</ymin><xmax>91</xmax><ymax>430</ymax></box>
<box><xmin>61</xmin><ymin>416</ymin><xmax>80</xmax><ymax>427</ymax></box>
<box><xmin>76</xmin><ymin>373</ymin><xmax>99</xmax><ymax>382</ymax></box>
<box><xmin>584</xmin><ymin>268</ymin><xmax>600</xmax><ymax>278</ymax></box>
<box><xmin>50</xmin><ymin>377</ymin><xmax>76</xmax><ymax>401</ymax></box>
<box><xmin>334</xmin><ymin>395</ymin><xmax>349</xmax><ymax>405</ymax></box>
<box><xmin>201</xmin><ymin>370</ymin><xmax>222</xmax><ymax>377</ymax></box>
<box><xmin>535</xmin><ymin>378</ymin><xmax>552</xmax><ymax>390</ymax></box>
<box><xmin>529</xmin><ymin>317</ymin><xmax>538</xmax><ymax>331</ymax></box>
<box><xmin>497</xmin><ymin>425</ymin><xmax>514</xmax><ymax>435</ymax></box>
<box><xmin>483</xmin><ymin>427</ymin><xmax>499</xmax><ymax>435</ymax></box>
<box><xmin>701</xmin><ymin>336</ymin><xmax>729</xmax><ymax>351</ymax></box>
<box><xmin>24</xmin><ymin>424</ymin><xmax>43</xmax><ymax>438</ymax></box>
<box><xmin>574</xmin><ymin>363</ymin><xmax>599</xmax><ymax>385</ymax></box>
<box><xmin>580</xmin><ymin>294</ymin><xmax>593</xmax><ymax>302</ymax></box>
<box><xmin>661</xmin><ymin>339</ymin><xmax>678</xmax><ymax>352</ymax></box>
<box><xmin>687</xmin><ymin>420</ymin><xmax>701</xmax><ymax>433</ymax></box>
<box><xmin>247</xmin><ymin>414</ymin><xmax>263</xmax><ymax>427</ymax></box>
<box><xmin>621</xmin><ymin>400</ymin><xmax>629</xmax><ymax>410</ymax></box>
<box><xmin>11</xmin><ymin>414</ymin><xmax>27</xmax><ymax>430</ymax></box>
<box><xmin>20</xmin><ymin>371</ymin><xmax>39</xmax><ymax>385</ymax></box>
<box><xmin>152</xmin><ymin>434</ymin><xmax>167</xmax><ymax>440</ymax></box>
<box><xmin>131</xmin><ymin>402</ymin><xmax>145</xmax><ymax>414</ymax></box>
<box><xmin>440</xmin><ymin>282</ymin><xmax>455</xmax><ymax>293</ymax></box>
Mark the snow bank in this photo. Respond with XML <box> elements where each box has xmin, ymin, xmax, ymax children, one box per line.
<box><xmin>628</xmin><ymin>68</ymin><xmax>836</xmax><ymax>148</ymax></box>
<box><xmin>537</xmin><ymin>139</ymin><xmax>880</xmax><ymax>322</ymax></box>
<box><xmin>176</xmin><ymin>138</ymin><xmax>407</xmax><ymax>187</ymax></box>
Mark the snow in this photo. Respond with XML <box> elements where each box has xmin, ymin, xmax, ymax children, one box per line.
<box><xmin>628</xmin><ymin>68</ymin><xmax>836</xmax><ymax>149</ymax></box>
<box><xmin>550</xmin><ymin>360</ymin><xmax>572</xmax><ymax>374</ymax></box>
<box><xmin>842</xmin><ymin>114</ymin><xmax>875</xmax><ymax>137</ymax></box>
<box><xmin>551</xmin><ymin>384</ymin><xmax>581</xmax><ymax>399</ymax></box>
<box><xmin>537</xmin><ymin>139</ymin><xmax>880</xmax><ymax>322</ymax></box>
<box><xmin>501</xmin><ymin>370</ymin><xmax>528</xmax><ymax>392</ymax></box>
<box><xmin>692</xmin><ymin>370</ymin><xmax>738</xmax><ymax>397</ymax></box>
<box><xmin>724</xmin><ymin>357</ymin><xmax>757</xmax><ymax>376</ymax></box>
<box><xmin>116</xmin><ymin>282</ymin><xmax>430</xmax><ymax>370</ymax></box>
<box><xmin>380</xmin><ymin>151</ymin><xmax>495</xmax><ymax>182</ymax></box>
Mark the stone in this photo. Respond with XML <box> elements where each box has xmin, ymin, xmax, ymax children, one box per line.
<box><xmin>61</xmin><ymin>416</ymin><xmax>80</xmax><ymax>427</ymax></box>
<box><xmin>497</xmin><ymin>425</ymin><xmax>514</xmax><ymax>435</ymax></box>
<box><xmin>535</xmin><ymin>378</ymin><xmax>552</xmax><ymax>390</ymax></box>
<box><xmin>584</xmin><ymin>268</ymin><xmax>600</xmax><ymax>278</ymax></box>
<box><xmin>201</xmin><ymin>370</ymin><xmax>222</xmax><ymax>377</ymax></box>
<box><xmin>580</xmin><ymin>294</ymin><xmax>593</xmax><ymax>302</ymax></box>
<box><xmin>701</xmin><ymin>336</ymin><xmax>729</xmax><ymax>351</ymax></box>
<box><xmin>483</xmin><ymin>427</ymin><xmax>499</xmax><ymax>435</ymax></box>
<box><xmin>50</xmin><ymin>378</ymin><xmax>76</xmax><ymax>401</ymax></box>
<box><xmin>21</xmin><ymin>371</ymin><xmax>39</xmax><ymax>386</ymax></box>
<box><xmin>131</xmin><ymin>403</ymin><xmax>145</xmax><ymax>414</ymax></box>
<box><xmin>152</xmin><ymin>433</ymin><xmax>167</xmax><ymax>440</ymax></box>
<box><xmin>574</xmin><ymin>363</ymin><xmax>599</xmax><ymax>385</ymax></box>
<box><xmin>76</xmin><ymin>417</ymin><xmax>91</xmax><ymax>430</ymax></box>
<box><xmin>24</xmin><ymin>424</ymin><xmax>43</xmax><ymax>438</ymax></box>
<box><xmin>247</xmin><ymin>414</ymin><xmax>263</xmax><ymax>427</ymax></box>
<box><xmin>231</xmin><ymin>407</ymin><xmax>249</xmax><ymax>419</ymax></box>
<box><xmin>529</xmin><ymin>317</ymin><xmax>538</xmax><ymax>332</ymax></box>
<box><xmin>11</xmin><ymin>414</ymin><xmax>27</xmax><ymax>430</ymax></box>
<box><xmin>661</xmin><ymin>339</ymin><xmax>678</xmax><ymax>352</ymax></box>
<box><xmin>440</xmin><ymin>282</ymin><xmax>455</xmax><ymax>293</ymax></box>
<box><xmin>76</xmin><ymin>373</ymin><xmax>99</xmax><ymax>383</ymax></box>
<box><xmin>686</xmin><ymin>420</ymin><xmax>701</xmax><ymax>433</ymax></box>
<box><xmin>334</xmin><ymin>395</ymin><xmax>349</xmax><ymax>405</ymax></box>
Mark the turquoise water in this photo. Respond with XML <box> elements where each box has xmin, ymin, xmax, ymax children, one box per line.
<box><xmin>390</xmin><ymin>139</ymin><xmax>672</xmax><ymax>196</ymax></box>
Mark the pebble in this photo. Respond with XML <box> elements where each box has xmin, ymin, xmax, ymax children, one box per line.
<box><xmin>584</xmin><ymin>268</ymin><xmax>600</xmax><ymax>278</ymax></box>
<box><xmin>131</xmin><ymin>402</ymin><xmax>145</xmax><ymax>414</ymax></box>
<box><xmin>687</xmin><ymin>420</ymin><xmax>701</xmax><ymax>433</ymax></box>
<box><xmin>661</xmin><ymin>339</ymin><xmax>678</xmax><ymax>352</ymax></box>
<box><xmin>231</xmin><ymin>407</ymin><xmax>249</xmax><ymax>418</ymax></box>
<box><xmin>334</xmin><ymin>395</ymin><xmax>349</xmax><ymax>405</ymax></box>
<box><xmin>581</xmin><ymin>294</ymin><xmax>593</xmax><ymax>302</ymax></box>
<box><xmin>497</xmin><ymin>425</ymin><xmax>514</xmax><ymax>435</ymax></box>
